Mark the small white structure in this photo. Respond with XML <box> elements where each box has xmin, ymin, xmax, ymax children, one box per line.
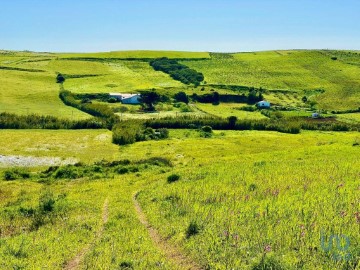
<box><xmin>256</xmin><ymin>100</ymin><xmax>271</xmax><ymax>109</ymax></box>
<box><xmin>109</xmin><ymin>93</ymin><xmax>141</xmax><ymax>104</ymax></box>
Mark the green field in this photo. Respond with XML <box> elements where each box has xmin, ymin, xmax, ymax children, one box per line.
<box><xmin>195</xmin><ymin>103</ymin><xmax>267</xmax><ymax>120</ymax></box>
<box><xmin>0</xmin><ymin>129</ymin><xmax>119</xmax><ymax>164</ymax></box>
<box><xmin>1</xmin><ymin>49</ymin><xmax>360</xmax><ymax>269</ymax></box>
<box><xmin>2</xmin><ymin>49</ymin><xmax>360</xmax><ymax>117</ymax></box>
<box><xmin>0</xmin><ymin>129</ymin><xmax>359</xmax><ymax>269</ymax></box>
<box><xmin>0</xmin><ymin>68</ymin><xmax>90</xmax><ymax>118</ymax></box>
<box><xmin>182</xmin><ymin>50</ymin><xmax>360</xmax><ymax>110</ymax></box>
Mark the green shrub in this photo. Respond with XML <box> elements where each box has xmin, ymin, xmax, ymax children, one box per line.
<box><xmin>201</xmin><ymin>126</ymin><xmax>212</xmax><ymax>133</ymax></box>
<box><xmin>108</xmin><ymin>97</ymin><xmax>118</xmax><ymax>103</ymax></box>
<box><xmin>116</xmin><ymin>167</ymin><xmax>129</xmax><ymax>174</ymax></box>
<box><xmin>167</xmin><ymin>174</ymin><xmax>180</xmax><ymax>183</ymax></box>
<box><xmin>156</xmin><ymin>128</ymin><xmax>169</xmax><ymax>139</ymax></box>
<box><xmin>119</xmin><ymin>261</ymin><xmax>133</xmax><ymax>269</ymax></box>
<box><xmin>56</xmin><ymin>73</ymin><xmax>65</xmax><ymax>84</ymax></box>
<box><xmin>54</xmin><ymin>165</ymin><xmax>80</xmax><ymax>179</ymax></box>
<box><xmin>200</xmin><ymin>125</ymin><xmax>213</xmax><ymax>138</ymax></box>
<box><xmin>240</xmin><ymin>105</ymin><xmax>257</xmax><ymax>112</ymax></box>
<box><xmin>249</xmin><ymin>183</ymin><xmax>257</xmax><ymax>191</ymax></box>
<box><xmin>4</xmin><ymin>170</ymin><xmax>17</xmax><ymax>181</ymax></box>
<box><xmin>3</xmin><ymin>169</ymin><xmax>30</xmax><ymax>181</ymax></box>
<box><xmin>39</xmin><ymin>189</ymin><xmax>55</xmax><ymax>213</ymax></box>
<box><xmin>186</xmin><ymin>221</ymin><xmax>200</xmax><ymax>238</ymax></box>
<box><xmin>179</xmin><ymin>103</ymin><xmax>193</xmax><ymax>112</ymax></box>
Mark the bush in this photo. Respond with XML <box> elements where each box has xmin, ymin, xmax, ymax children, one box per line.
<box><xmin>240</xmin><ymin>105</ymin><xmax>257</xmax><ymax>112</ymax></box>
<box><xmin>56</xmin><ymin>73</ymin><xmax>65</xmax><ymax>83</ymax></box>
<box><xmin>156</xmin><ymin>128</ymin><xmax>169</xmax><ymax>139</ymax></box>
<box><xmin>249</xmin><ymin>183</ymin><xmax>257</xmax><ymax>191</ymax></box>
<box><xmin>3</xmin><ymin>169</ymin><xmax>30</xmax><ymax>181</ymax></box>
<box><xmin>167</xmin><ymin>174</ymin><xmax>180</xmax><ymax>183</ymax></box>
<box><xmin>119</xmin><ymin>261</ymin><xmax>134</xmax><ymax>269</ymax></box>
<box><xmin>112</xmin><ymin>122</ymin><xmax>145</xmax><ymax>145</ymax></box>
<box><xmin>200</xmin><ymin>125</ymin><xmax>213</xmax><ymax>138</ymax></box>
<box><xmin>4</xmin><ymin>170</ymin><xmax>17</xmax><ymax>181</ymax></box>
<box><xmin>174</xmin><ymin>91</ymin><xmax>189</xmax><ymax>104</ymax></box>
<box><xmin>108</xmin><ymin>97</ymin><xmax>118</xmax><ymax>103</ymax></box>
<box><xmin>186</xmin><ymin>221</ymin><xmax>200</xmax><ymax>238</ymax></box>
<box><xmin>54</xmin><ymin>165</ymin><xmax>80</xmax><ymax>179</ymax></box>
<box><xmin>116</xmin><ymin>167</ymin><xmax>129</xmax><ymax>174</ymax></box>
<box><xmin>39</xmin><ymin>189</ymin><xmax>56</xmax><ymax>213</ymax></box>
<box><xmin>201</xmin><ymin>126</ymin><xmax>212</xmax><ymax>133</ymax></box>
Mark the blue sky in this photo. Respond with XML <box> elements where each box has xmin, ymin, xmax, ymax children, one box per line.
<box><xmin>0</xmin><ymin>0</ymin><xmax>359</xmax><ymax>52</ymax></box>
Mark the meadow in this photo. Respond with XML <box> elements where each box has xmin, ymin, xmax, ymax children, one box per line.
<box><xmin>0</xmin><ymin>129</ymin><xmax>359</xmax><ymax>269</ymax></box>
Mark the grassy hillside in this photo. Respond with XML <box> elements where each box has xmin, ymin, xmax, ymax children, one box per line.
<box><xmin>0</xmin><ymin>129</ymin><xmax>118</xmax><ymax>164</ymax></box>
<box><xmin>58</xmin><ymin>50</ymin><xmax>210</xmax><ymax>59</ymax></box>
<box><xmin>0</xmin><ymin>69</ymin><xmax>90</xmax><ymax>118</ymax></box>
<box><xmin>183</xmin><ymin>50</ymin><xmax>360</xmax><ymax>110</ymax></box>
<box><xmin>0</xmin><ymin>129</ymin><xmax>359</xmax><ymax>269</ymax></box>
<box><xmin>1</xmin><ymin>50</ymin><xmax>359</xmax><ymax>117</ymax></box>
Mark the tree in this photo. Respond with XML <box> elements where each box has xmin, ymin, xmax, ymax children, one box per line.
<box><xmin>228</xmin><ymin>116</ymin><xmax>237</xmax><ymax>128</ymax></box>
<box><xmin>139</xmin><ymin>90</ymin><xmax>160</xmax><ymax>111</ymax></box>
<box><xmin>174</xmin><ymin>91</ymin><xmax>189</xmax><ymax>104</ymax></box>
<box><xmin>56</xmin><ymin>73</ymin><xmax>65</xmax><ymax>84</ymax></box>
<box><xmin>302</xmin><ymin>96</ymin><xmax>308</xmax><ymax>103</ymax></box>
<box><xmin>212</xmin><ymin>92</ymin><xmax>220</xmax><ymax>105</ymax></box>
<box><xmin>248</xmin><ymin>89</ymin><xmax>258</xmax><ymax>104</ymax></box>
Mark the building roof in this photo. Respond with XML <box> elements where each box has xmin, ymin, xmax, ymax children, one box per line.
<box><xmin>121</xmin><ymin>94</ymin><xmax>140</xmax><ymax>99</ymax></box>
<box><xmin>257</xmin><ymin>100</ymin><xmax>270</xmax><ymax>106</ymax></box>
<box><xmin>109</xmin><ymin>93</ymin><xmax>140</xmax><ymax>99</ymax></box>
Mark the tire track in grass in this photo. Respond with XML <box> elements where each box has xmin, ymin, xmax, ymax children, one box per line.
<box><xmin>63</xmin><ymin>198</ymin><xmax>109</xmax><ymax>270</ymax></box>
<box><xmin>133</xmin><ymin>192</ymin><xmax>204</xmax><ymax>270</ymax></box>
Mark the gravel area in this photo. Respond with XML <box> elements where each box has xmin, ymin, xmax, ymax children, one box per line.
<box><xmin>0</xmin><ymin>155</ymin><xmax>78</xmax><ymax>167</ymax></box>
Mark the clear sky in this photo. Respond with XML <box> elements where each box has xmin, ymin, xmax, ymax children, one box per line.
<box><xmin>0</xmin><ymin>0</ymin><xmax>359</xmax><ymax>52</ymax></box>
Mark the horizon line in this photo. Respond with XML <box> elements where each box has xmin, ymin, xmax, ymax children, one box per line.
<box><xmin>1</xmin><ymin>48</ymin><xmax>359</xmax><ymax>54</ymax></box>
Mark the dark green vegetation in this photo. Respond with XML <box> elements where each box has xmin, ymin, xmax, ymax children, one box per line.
<box><xmin>0</xmin><ymin>112</ymin><xmax>105</xmax><ymax>129</ymax></box>
<box><xmin>112</xmin><ymin>121</ymin><xmax>169</xmax><ymax>145</ymax></box>
<box><xmin>3</xmin><ymin>157</ymin><xmax>172</xmax><ymax>182</ymax></box>
<box><xmin>150</xmin><ymin>58</ymin><xmax>204</xmax><ymax>86</ymax></box>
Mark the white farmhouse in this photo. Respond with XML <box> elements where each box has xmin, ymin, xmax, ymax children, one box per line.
<box><xmin>109</xmin><ymin>93</ymin><xmax>141</xmax><ymax>104</ymax></box>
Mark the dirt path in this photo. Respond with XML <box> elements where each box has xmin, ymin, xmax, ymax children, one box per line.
<box><xmin>63</xmin><ymin>198</ymin><xmax>109</xmax><ymax>270</ymax></box>
<box><xmin>133</xmin><ymin>192</ymin><xmax>203</xmax><ymax>270</ymax></box>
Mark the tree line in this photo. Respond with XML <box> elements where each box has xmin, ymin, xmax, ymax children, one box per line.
<box><xmin>150</xmin><ymin>58</ymin><xmax>204</xmax><ymax>86</ymax></box>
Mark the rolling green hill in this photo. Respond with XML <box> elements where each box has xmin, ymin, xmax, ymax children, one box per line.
<box><xmin>182</xmin><ymin>50</ymin><xmax>360</xmax><ymax>110</ymax></box>
<box><xmin>1</xmin><ymin>49</ymin><xmax>359</xmax><ymax>118</ymax></box>
<box><xmin>1</xmin><ymin>49</ymin><xmax>360</xmax><ymax>269</ymax></box>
